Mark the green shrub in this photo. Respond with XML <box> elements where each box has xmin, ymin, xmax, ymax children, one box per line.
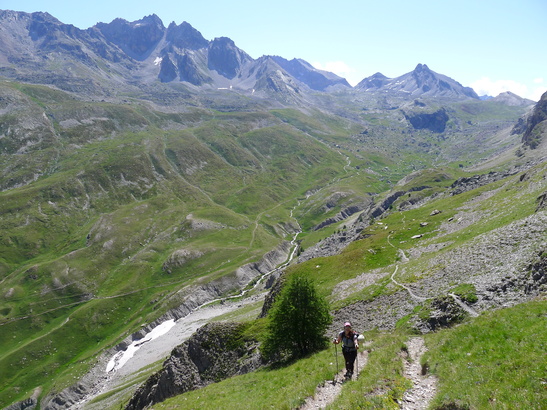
<box><xmin>262</xmin><ymin>274</ymin><xmax>331</xmax><ymax>360</ymax></box>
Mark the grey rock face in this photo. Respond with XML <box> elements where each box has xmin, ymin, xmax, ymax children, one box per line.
<box><xmin>158</xmin><ymin>55</ymin><xmax>177</xmax><ymax>82</ymax></box>
<box><xmin>165</xmin><ymin>21</ymin><xmax>208</xmax><ymax>51</ymax></box>
<box><xmin>404</xmin><ymin>108</ymin><xmax>449</xmax><ymax>133</ymax></box>
<box><xmin>126</xmin><ymin>322</ymin><xmax>263</xmax><ymax>409</ymax></box>
<box><xmin>522</xmin><ymin>91</ymin><xmax>547</xmax><ymax>149</ymax></box>
<box><xmin>176</xmin><ymin>53</ymin><xmax>211</xmax><ymax>85</ymax></box>
<box><xmin>96</xmin><ymin>15</ymin><xmax>165</xmax><ymax>60</ymax></box>
<box><xmin>207</xmin><ymin>37</ymin><xmax>250</xmax><ymax>79</ymax></box>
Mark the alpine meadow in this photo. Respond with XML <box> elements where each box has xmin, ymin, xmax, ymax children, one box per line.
<box><xmin>0</xmin><ymin>10</ymin><xmax>545</xmax><ymax>410</ymax></box>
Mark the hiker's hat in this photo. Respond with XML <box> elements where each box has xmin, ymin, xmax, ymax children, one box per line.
<box><xmin>344</xmin><ymin>321</ymin><xmax>351</xmax><ymax>327</ymax></box>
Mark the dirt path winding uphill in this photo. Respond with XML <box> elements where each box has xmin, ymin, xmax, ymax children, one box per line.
<box><xmin>299</xmin><ymin>349</ymin><xmax>368</xmax><ymax>409</ymax></box>
<box><xmin>401</xmin><ymin>337</ymin><xmax>437</xmax><ymax>409</ymax></box>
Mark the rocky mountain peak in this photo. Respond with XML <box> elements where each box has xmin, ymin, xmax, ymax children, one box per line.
<box><xmin>355</xmin><ymin>72</ymin><xmax>390</xmax><ymax>90</ymax></box>
<box><xmin>165</xmin><ymin>21</ymin><xmax>208</xmax><ymax>50</ymax></box>
<box><xmin>387</xmin><ymin>64</ymin><xmax>479</xmax><ymax>99</ymax></box>
<box><xmin>413</xmin><ymin>63</ymin><xmax>431</xmax><ymax>73</ymax></box>
<box><xmin>207</xmin><ymin>36</ymin><xmax>252</xmax><ymax>79</ymax></box>
<box><xmin>3</xmin><ymin>9</ymin><xmax>77</xmax><ymax>42</ymax></box>
<box><xmin>355</xmin><ymin>64</ymin><xmax>478</xmax><ymax>99</ymax></box>
<box><xmin>95</xmin><ymin>15</ymin><xmax>165</xmax><ymax>60</ymax></box>
<box><xmin>411</xmin><ymin>63</ymin><xmax>443</xmax><ymax>90</ymax></box>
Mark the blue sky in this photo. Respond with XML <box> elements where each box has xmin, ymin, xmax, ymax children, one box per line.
<box><xmin>2</xmin><ymin>0</ymin><xmax>546</xmax><ymax>100</ymax></box>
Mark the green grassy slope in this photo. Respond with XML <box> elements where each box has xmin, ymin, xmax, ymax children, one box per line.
<box><xmin>0</xmin><ymin>80</ymin><xmax>538</xmax><ymax>408</ymax></box>
<box><xmin>0</xmin><ymin>84</ymin><xmax>365</xmax><ymax>407</ymax></box>
<box><xmin>152</xmin><ymin>158</ymin><xmax>546</xmax><ymax>409</ymax></box>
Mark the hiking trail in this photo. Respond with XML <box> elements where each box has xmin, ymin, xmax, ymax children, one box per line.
<box><xmin>299</xmin><ymin>348</ymin><xmax>369</xmax><ymax>410</ymax></box>
<box><xmin>401</xmin><ymin>337</ymin><xmax>438</xmax><ymax>409</ymax></box>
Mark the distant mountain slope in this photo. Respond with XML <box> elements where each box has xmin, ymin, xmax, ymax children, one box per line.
<box><xmin>491</xmin><ymin>91</ymin><xmax>535</xmax><ymax>107</ymax></box>
<box><xmin>356</xmin><ymin>64</ymin><xmax>479</xmax><ymax>99</ymax></box>
<box><xmin>269</xmin><ymin>56</ymin><xmax>351</xmax><ymax>91</ymax></box>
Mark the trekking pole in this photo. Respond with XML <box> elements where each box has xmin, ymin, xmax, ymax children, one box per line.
<box><xmin>356</xmin><ymin>334</ymin><xmax>364</xmax><ymax>378</ymax></box>
<box><xmin>333</xmin><ymin>340</ymin><xmax>339</xmax><ymax>382</ymax></box>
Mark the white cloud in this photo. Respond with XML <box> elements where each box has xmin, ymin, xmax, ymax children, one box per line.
<box><xmin>470</xmin><ymin>77</ymin><xmax>547</xmax><ymax>101</ymax></box>
<box><xmin>311</xmin><ymin>61</ymin><xmax>361</xmax><ymax>85</ymax></box>
<box><xmin>532</xmin><ymin>86</ymin><xmax>547</xmax><ymax>101</ymax></box>
<box><xmin>470</xmin><ymin>77</ymin><xmax>528</xmax><ymax>98</ymax></box>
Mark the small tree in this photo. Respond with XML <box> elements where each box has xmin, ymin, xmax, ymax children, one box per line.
<box><xmin>262</xmin><ymin>274</ymin><xmax>331</xmax><ymax>361</ymax></box>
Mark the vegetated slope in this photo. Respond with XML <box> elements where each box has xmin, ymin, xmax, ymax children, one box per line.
<box><xmin>0</xmin><ymin>82</ymin><xmax>363</xmax><ymax>408</ymax></box>
<box><xmin>138</xmin><ymin>152</ymin><xmax>546</xmax><ymax>410</ymax></box>
<box><xmin>0</xmin><ymin>79</ymin><xmax>537</xmax><ymax>409</ymax></box>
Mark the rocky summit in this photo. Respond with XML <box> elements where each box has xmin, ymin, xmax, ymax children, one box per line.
<box><xmin>356</xmin><ymin>63</ymin><xmax>479</xmax><ymax>99</ymax></box>
<box><xmin>0</xmin><ymin>9</ymin><xmax>545</xmax><ymax>410</ymax></box>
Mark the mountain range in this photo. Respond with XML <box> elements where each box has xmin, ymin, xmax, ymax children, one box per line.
<box><xmin>0</xmin><ymin>10</ymin><xmax>524</xmax><ymax>102</ymax></box>
<box><xmin>0</xmin><ymin>9</ymin><xmax>546</xmax><ymax>410</ymax></box>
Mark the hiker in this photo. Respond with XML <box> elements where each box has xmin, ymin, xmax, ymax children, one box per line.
<box><xmin>333</xmin><ymin>321</ymin><xmax>359</xmax><ymax>379</ymax></box>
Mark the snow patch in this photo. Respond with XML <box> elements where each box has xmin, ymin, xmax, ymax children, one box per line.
<box><xmin>154</xmin><ymin>57</ymin><xmax>163</xmax><ymax>66</ymax></box>
<box><xmin>106</xmin><ymin>319</ymin><xmax>176</xmax><ymax>372</ymax></box>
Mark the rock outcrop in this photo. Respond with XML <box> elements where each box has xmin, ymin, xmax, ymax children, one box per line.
<box><xmin>126</xmin><ymin>322</ymin><xmax>263</xmax><ymax>409</ymax></box>
<box><xmin>404</xmin><ymin>107</ymin><xmax>449</xmax><ymax>133</ymax></box>
<box><xmin>313</xmin><ymin>204</ymin><xmax>366</xmax><ymax>231</ymax></box>
<box><xmin>449</xmin><ymin>160</ymin><xmax>540</xmax><ymax>196</ymax></box>
<box><xmin>522</xmin><ymin>91</ymin><xmax>547</xmax><ymax>149</ymax></box>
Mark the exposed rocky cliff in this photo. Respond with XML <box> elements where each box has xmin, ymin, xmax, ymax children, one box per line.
<box><xmin>126</xmin><ymin>322</ymin><xmax>263</xmax><ymax>409</ymax></box>
<box><xmin>403</xmin><ymin>107</ymin><xmax>449</xmax><ymax>133</ymax></box>
<box><xmin>449</xmin><ymin>160</ymin><xmax>540</xmax><ymax>195</ymax></box>
<box><xmin>96</xmin><ymin>15</ymin><xmax>165</xmax><ymax>60</ymax></box>
<box><xmin>522</xmin><ymin>91</ymin><xmax>547</xmax><ymax>149</ymax></box>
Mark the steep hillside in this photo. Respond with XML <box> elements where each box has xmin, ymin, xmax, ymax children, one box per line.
<box><xmin>0</xmin><ymin>82</ymin><xmax>368</xmax><ymax>408</ymax></box>
<box><xmin>0</xmin><ymin>9</ymin><xmax>544</xmax><ymax>410</ymax></box>
<box><xmin>522</xmin><ymin>91</ymin><xmax>547</xmax><ymax>149</ymax></box>
<box><xmin>121</xmin><ymin>149</ymin><xmax>547</xmax><ymax>410</ymax></box>
<box><xmin>0</xmin><ymin>78</ymin><xmax>538</xmax><ymax>410</ymax></box>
